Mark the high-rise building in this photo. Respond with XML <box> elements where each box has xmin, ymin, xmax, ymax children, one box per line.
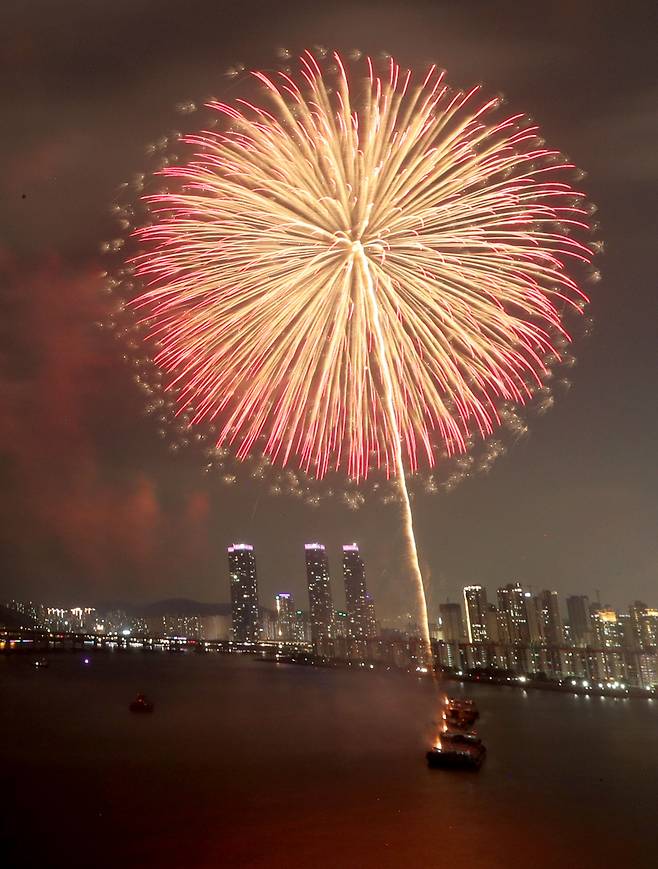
<box><xmin>463</xmin><ymin>586</ymin><xmax>489</xmax><ymax>643</ymax></box>
<box><xmin>637</xmin><ymin>653</ymin><xmax>658</xmax><ymax>688</ymax></box>
<box><xmin>342</xmin><ymin>544</ymin><xmax>371</xmax><ymax>639</ymax></box>
<box><xmin>305</xmin><ymin>543</ymin><xmax>334</xmax><ymax>647</ymax></box>
<box><xmin>70</xmin><ymin>607</ymin><xmax>96</xmax><ymax>632</ymax></box>
<box><xmin>629</xmin><ymin>602</ymin><xmax>658</xmax><ymax>650</ymax></box>
<box><xmin>497</xmin><ymin>583</ymin><xmax>530</xmax><ymax>644</ymax></box>
<box><xmin>628</xmin><ymin>601</ymin><xmax>646</xmax><ymax>650</ymax></box>
<box><xmin>157</xmin><ymin>614</ymin><xmax>202</xmax><ymax>639</ymax></box>
<box><xmin>643</xmin><ymin>609</ymin><xmax>658</xmax><ymax>648</ymax></box>
<box><xmin>592</xmin><ymin>608</ymin><xmax>624</xmax><ymax>649</ymax></box>
<box><xmin>618</xmin><ymin>612</ymin><xmax>635</xmax><ymax>651</ymax></box>
<box><xmin>526</xmin><ymin>595</ymin><xmax>543</xmax><ymax>644</ymax></box>
<box><xmin>228</xmin><ymin>543</ymin><xmax>260</xmax><ymax>643</ymax></box>
<box><xmin>536</xmin><ymin>590</ymin><xmax>564</xmax><ymax>646</ymax></box>
<box><xmin>566</xmin><ymin>595</ymin><xmax>593</xmax><ymax>647</ymax></box>
<box><xmin>275</xmin><ymin>593</ymin><xmax>295</xmax><ymax>642</ymax></box>
<box><xmin>438</xmin><ymin>603</ymin><xmax>466</xmax><ymax>643</ymax></box>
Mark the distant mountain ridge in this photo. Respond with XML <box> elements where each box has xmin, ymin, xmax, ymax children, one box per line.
<box><xmin>137</xmin><ymin>598</ymin><xmax>232</xmax><ymax>617</ymax></box>
<box><xmin>94</xmin><ymin>599</ymin><xmax>232</xmax><ymax>617</ymax></box>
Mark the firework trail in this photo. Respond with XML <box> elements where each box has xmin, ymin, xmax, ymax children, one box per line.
<box><xmin>126</xmin><ymin>50</ymin><xmax>593</xmax><ymax>656</ymax></box>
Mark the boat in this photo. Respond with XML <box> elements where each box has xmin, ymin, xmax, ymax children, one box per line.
<box><xmin>440</xmin><ymin>729</ymin><xmax>483</xmax><ymax>747</ymax></box>
<box><xmin>34</xmin><ymin>657</ymin><xmax>49</xmax><ymax>669</ymax></box>
<box><xmin>446</xmin><ymin>697</ymin><xmax>479</xmax><ymax>717</ymax></box>
<box><xmin>445</xmin><ymin>709</ymin><xmax>477</xmax><ymax>728</ymax></box>
<box><xmin>426</xmin><ymin>737</ymin><xmax>486</xmax><ymax>770</ymax></box>
<box><xmin>129</xmin><ymin>693</ymin><xmax>154</xmax><ymax>713</ymax></box>
<box><xmin>444</xmin><ymin>697</ymin><xmax>479</xmax><ymax>728</ymax></box>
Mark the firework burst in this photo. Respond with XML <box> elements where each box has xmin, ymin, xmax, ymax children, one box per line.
<box><xmin>130</xmin><ymin>50</ymin><xmax>592</xmax><ymax>484</ymax></box>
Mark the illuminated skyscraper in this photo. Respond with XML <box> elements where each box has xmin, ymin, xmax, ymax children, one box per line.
<box><xmin>228</xmin><ymin>543</ymin><xmax>260</xmax><ymax>643</ymax></box>
<box><xmin>629</xmin><ymin>601</ymin><xmax>658</xmax><ymax>650</ymax></box>
<box><xmin>342</xmin><ymin>544</ymin><xmax>372</xmax><ymax>639</ymax></box>
<box><xmin>642</xmin><ymin>609</ymin><xmax>658</xmax><ymax>648</ymax></box>
<box><xmin>497</xmin><ymin>583</ymin><xmax>530</xmax><ymax>644</ymax></box>
<box><xmin>275</xmin><ymin>593</ymin><xmax>294</xmax><ymax>642</ymax></box>
<box><xmin>463</xmin><ymin>586</ymin><xmax>489</xmax><ymax>643</ymax></box>
<box><xmin>592</xmin><ymin>608</ymin><xmax>624</xmax><ymax>649</ymax></box>
<box><xmin>304</xmin><ymin>544</ymin><xmax>334</xmax><ymax>647</ymax></box>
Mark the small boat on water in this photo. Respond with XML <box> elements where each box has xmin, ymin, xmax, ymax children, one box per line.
<box><xmin>440</xmin><ymin>729</ymin><xmax>483</xmax><ymax>747</ymax></box>
<box><xmin>129</xmin><ymin>693</ymin><xmax>154</xmax><ymax>714</ymax></box>
<box><xmin>34</xmin><ymin>657</ymin><xmax>49</xmax><ymax>670</ymax></box>
<box><xmin>444</xmin><ymin>696</ymin><xmax>479</xmax><ymax>728</ymax></box>
<box><xmin>426</xmin><ymin>740</ymin><xmax>485</xmax><ymax>770</ymax></box>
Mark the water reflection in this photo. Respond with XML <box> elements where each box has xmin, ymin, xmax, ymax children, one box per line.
<box><xmin>1</xmin><ymin>653</ymin><xmax>657</xmax><ymax>868</ymax></box>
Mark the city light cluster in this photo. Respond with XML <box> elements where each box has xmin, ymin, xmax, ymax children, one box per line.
<box><xmin>4</xmin><ymin>583</ymin><xmax>657</xmax><ymax>691</ymax></box>
<box><xmin>435</xmin><ymin>585</ymin><xmax>658</xmax><ymax>689</ymax></box>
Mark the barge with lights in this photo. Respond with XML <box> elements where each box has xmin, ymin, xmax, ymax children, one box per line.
<box><xmin>426</xmin><ymin>733</ymin><xmax>486</xmax><ymax>770</ymax></box>
<box><xmin>444</xmin><ymin>697</ymin><xmax>479</xmax><ymax>729</ymax></box>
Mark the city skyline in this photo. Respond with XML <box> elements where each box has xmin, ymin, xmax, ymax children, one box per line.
<box><xmin>5</xmin><ymin>582</ymin><xmax>657</xmax><ymax>691</ymax></box>
<box><xmin>5</xmin><ymin>544</ymin><xmax>656</xmax><ymax>691</ymax></box>
<box><xmin>7</xmin><ymin>575</ymin><xmax>655</xmax><ymax>646</ymax></box>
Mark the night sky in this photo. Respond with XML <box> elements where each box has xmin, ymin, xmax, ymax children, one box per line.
<box><xmin>1</xmin><ymin>0</ymin><xmax>656</xmax><ymax>618</ymax></box>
